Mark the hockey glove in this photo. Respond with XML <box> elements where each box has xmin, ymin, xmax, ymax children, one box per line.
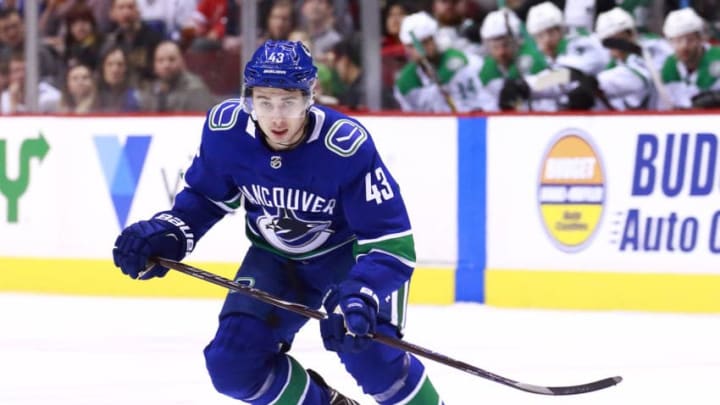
<box><xmin>498</xmin><ymin>78</ymin><xmax>531</xmax><ymax>111</ymax></box>
<box><xmin>691</xmin><ymin>91</ymin><xmax>720</xmax><ymax>109</ymax></box>
<box><xmin>112</xmin><ymin>212</ymin><xmax>194</xmax><ymax>280</ymax></box>
<box><xmin>320</xmin><ymin>281</ymin><xmax>379</xmax><ymax>353</ymax></box>
<box><xmin>559</xmin><ymin>68</ymin><xmax>599</xmax><ymax>110</ymax></box>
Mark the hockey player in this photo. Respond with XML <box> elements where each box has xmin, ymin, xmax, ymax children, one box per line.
<box><xmin>480</xmin><ymin>8</ymin><xmax>548</xmax><ymax>111</ymax></box>
<box><xmin>526</xmin><ymin>1</ymin><xmax>608</xmax><ymax>76</ymax></box>
<box><xmin>660</xmin><ymin>7</ymin><xmax>720</xmax><ymax>109</ymax></box>
<box><xmin>112</xmin><ymin>40</ymin><xmax>445</xmax><ymax>405</ymax></box>
<box><xmin>567</xmin><ymin>7</ymin><xmax>661</xmax><ymax>110</ymax></box>
<box><xmin>393</xmin><ymin>11</ymin><xmax>485</xmax><ymax>112</ymax></box>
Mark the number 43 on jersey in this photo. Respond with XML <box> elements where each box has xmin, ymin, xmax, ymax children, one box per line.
<box><xmin>365</xmin><ymin>167</ymin><xmax>394</xmax><ymax>204</ymax></box>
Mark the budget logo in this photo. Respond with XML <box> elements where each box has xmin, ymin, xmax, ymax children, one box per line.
<box><xmin>94</xmin><ymin>135</ymin><xmax>151</xmax><ymax>229</ymax></box>
<box><xmin>538</xmin><ymin>129</ymin><xmax>605</xmax><ymax>252</ymax></box>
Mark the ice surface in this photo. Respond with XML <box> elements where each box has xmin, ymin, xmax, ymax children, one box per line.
<box><xmin>1</xmin><ymin>293</ymin><xmax>718</xmax><ymax>404</ymax></box>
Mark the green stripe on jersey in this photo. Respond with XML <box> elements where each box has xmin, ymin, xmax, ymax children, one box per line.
<box><xmin>437</xmin><ymin>48</ymin><xmax>469</xmax><ymax>85</ymax></box>
<box><xmin>398</xmin><ymin>373</ymin><xmax>443</xmax><ymax>405</ymax></box>
<box><xmin>395</xmin><ymin>63</ymin><xmax>423</xmax><ymax>95</ymax></box>
<box><xmin>354</xmin><ymin>233</ymin><xmax>416</xmax><ymax>263</ymax></box>
<box><xmin>270</xmin><ymin>356</ymin><xmax>309</xmax><ymax>405</ymax></box>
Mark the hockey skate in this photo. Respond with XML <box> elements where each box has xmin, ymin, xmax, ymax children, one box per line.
<box><xmin>307</xmin><ymin>369</ymin><xmax>360</xmax><ymax>405</ymax></box>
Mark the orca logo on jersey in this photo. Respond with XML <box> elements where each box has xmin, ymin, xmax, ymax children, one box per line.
<box><xmin>256</xmin><ymin>207</ymin><xmax>334</xmax><ymax>254</ymax></box>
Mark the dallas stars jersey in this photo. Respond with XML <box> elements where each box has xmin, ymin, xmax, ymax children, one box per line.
<box><xmin>477</xmin><ymin>42</ymin><xmax>548</xmax><ymax>111</ymax></box>
<box><xmin>661</xmin><ymin>45</ymin><xmax>720</xmax><ymax>108</ymax></box>
<box><xmin>551</xmin><ymin>31</ymin><xmax>610</xmax><ymax>76</ymax></box>
<box><xmin>639</xmin><ymin>33</ymin><xmax>673</xmax><ymax>71</ymax></box>
<box><xmin>171</xmin><ymin>101</ymin><xmax>415</xmax><ymax>298</ymax></box>
<box><xmin>393</xmin><ymin>48</ymin><xmax>484</xmax><ymax>112</ymax></box>
<box><xmin>598</xmin><ymin>52</ymin><xmax>658</xmax><ymax>110</ymax></box>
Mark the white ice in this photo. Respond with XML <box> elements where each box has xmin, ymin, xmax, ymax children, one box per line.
<box><xmin>1</xmin><ymin>293</ymin><xmax>718</xmax><ymax>405</ymax></box>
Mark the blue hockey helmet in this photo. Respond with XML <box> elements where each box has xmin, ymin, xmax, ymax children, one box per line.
<box><xmin>243</xmin><ymin>40</ymin><xmax>318</xmax><ymax>95</ymax></box>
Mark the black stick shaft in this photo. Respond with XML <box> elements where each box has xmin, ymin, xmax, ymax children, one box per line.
<box><xmin>152</xmin><ymin>257</ymin><xmax>622</xmax><ymax>396</ymax></box>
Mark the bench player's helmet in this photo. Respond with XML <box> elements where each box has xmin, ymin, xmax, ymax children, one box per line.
<box><xmin>526</xmin><ymin>2</ymin><xmax>564</xmax><ymax>36</ymax></box>
<box><xmin>595</xmin><ymin>7</ymin><xmax>635</xmax><ymax>41</ymax></box>
<box><xmin>663</xmin><ymin>8</ymin><xmax>704</xmax><ymax>39</ymax></box>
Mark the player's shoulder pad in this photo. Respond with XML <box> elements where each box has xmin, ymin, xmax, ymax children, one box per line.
<box><xmin>324</xmin><ymin>117</ymin><xmax>369</xmax><ymax>157</ymax></box>
<box><xmin>207</xmin><ymin>98</ymin><xmax>244</xmax><ymax>132</ymax></box>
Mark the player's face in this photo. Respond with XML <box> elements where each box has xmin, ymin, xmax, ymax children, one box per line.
<box><xmin>670</xmin><ymin>32</ymin><xmax>703</xmax><ymax>66</ymax></box>
<box><xmin>404</xmin><ymin>37</ymin><xmax>439</xmax><ymax>63</ymax></box>
<box><xmin>533</xmin><ymin>26</ymin><xmax>563</xmax><ymax>57</ymax></box>
<box><xmin>486</xmin><ymin>36</ymin><xmax>517</xmax><ymax>68</ymax></box>
<box><xmin>251</xmin><ymin>87</ymin><xmax>309</xmax><ymax>151</ymax></box>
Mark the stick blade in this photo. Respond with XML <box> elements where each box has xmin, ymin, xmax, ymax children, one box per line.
<box><xmin>514</xmin><ymin>376</ymin><xmax>622</xmax><ymax>396</ymax></box>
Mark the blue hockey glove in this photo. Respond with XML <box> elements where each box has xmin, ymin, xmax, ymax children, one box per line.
<box><xmin>112</xmin><ymin>212</ymin><xmax>194</xmax><ymax>280</ymax></box>
<box><xmin>320</xmin><ymin>281</ymin><xmax>379</xmax><ymax>353</ymax></box>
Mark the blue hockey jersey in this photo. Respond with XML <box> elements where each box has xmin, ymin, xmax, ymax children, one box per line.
<box><xmin>171</xmin><ymin>100</ymin><xmax>415</xmax><ymax>298</ymax></box>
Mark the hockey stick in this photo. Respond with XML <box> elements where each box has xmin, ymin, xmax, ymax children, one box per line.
<box><xmin>150</xmin><ymin>257</ymin><xmax>622</xmax><ymax>396</ymax></box>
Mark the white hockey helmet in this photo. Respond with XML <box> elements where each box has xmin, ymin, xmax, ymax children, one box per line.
<box><xmin>663</xmin><ymin>8</ymin><xmax>704</xmax><ymax>39</ymax></box>
<box><xmin>480</xmin><ymin>8</ymin><xmax>521</xmax><ymax>41</ymax></box>
<box><xmin>527</xmin><ymin>2</ymin><xmax>564</xmax><ymax>35</ymax></box>
<box><xmin>595</xmin><ymin>7</ymin><xmax>635</xmax><ymax>40</ymax></box>
<box><xmin>399</xmin><ymin>11</ymin><xmax>439</xmax><ymax>45</ymax></box>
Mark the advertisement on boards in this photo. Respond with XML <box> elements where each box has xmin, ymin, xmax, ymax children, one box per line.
<box><xmin>484</xmin><ymin>114</ymin><xmax>720</xmax><ymax>311</ymax></box>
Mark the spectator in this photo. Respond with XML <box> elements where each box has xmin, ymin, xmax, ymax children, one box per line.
<box><xmin>288</xmin><ymin>29</ymin><xmax>338</xmax><ymax>105</ymax></box>
<box><xmin>661</xmin><ymin>8</ymin><xmax>720</xmax><ymax>109</ymax></box>
<box><xmin>96</xmin><ymin>45</ymin><xmax>141</xmax><ymax>112</ymax></box>
<box><xmin>40</xmin><ymin>0</ymin><xmax>115</xmax><ymax>35</ymax></box>
<box><xmin>299</xmin><ymin>0</ymin><xmax>343</xmax><ymax>62</ymax></box>
<box><xmin>62</xmin><ymin>5</ymin><xmax>104</xmax><ymax>70</ymax></box>
<box><xmin>0</xmin><ymin>50</ymin><xmax>61</xmax><ymax>114</ymax></box>
<box><xmin>140</xmin><ymin>40</ymin><xmax>216</xmax><ymax>112</ymax></box>
<box><xmin>39</xmin><ymin>0</ymin><xmax>82</xmax><ymax>45</ymax></box>
<box><xmin>260</xmin><ymin>0</ymin><xmax>296</xmax><ymax>42</ymax></box>
<box><xmin>58</xmin><ymin>63</ymin><xmax>98</xmax><ymax>113</ymax></box>
<box><xmin>0</xmin><ymin>59</ymin><xmax>8</xmax><ymax>93</ymax></box>
<box><xmin>103</xmin><ymin>0</ymin><xmax>164</xmax><ymax>85</ymax></box>
<box><xmin>393</xmin><ymin>11</ymin><xmax>485</xmax><ymax>112</ymax></box>
<box><xmin>0</xmin><ymin>8</ymin><xmax>60</xmax><ymax>86</ymax></box>
<box><xmin>381</xmin><ymin>1</ymin><xmax>411</xmax><ymax>56</ymax></box>
<box><xmin>135</xmin><ymin>0</ymin><xmax>197</xmax><ymax>41</ymax></box>
<box><xmin>0</xmin><ymin>0</ymin><xmax>23</xmax><ymax>13</ymax></box>
<box><xmin>327</xmin><ymin>38</ymin><xmax>364</xmax><ymax>109</ymax></box>
<box><xmin>432</xmin><ymin>0</ymin><xmax>482</xmax><ymax>55</ymax></box>
<box><xmin>189</xmin><ymin>0</ymin><xmax>228</xmax><ymax>51</ymax></box>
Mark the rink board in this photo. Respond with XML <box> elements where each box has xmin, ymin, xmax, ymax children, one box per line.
<box><xmin>483</xmin><ymin>114</ymin><xmax>720</xmax><ymax>312</ymax></box>
<box><xmin>3</xmin><ymin>113</ymin><xmax>720</xmax><ymax>312</ymax></box>
<box><xmin>0</xmin><ymin>116</ymin><xmax>456</xmax><ymax>304</ymax></box>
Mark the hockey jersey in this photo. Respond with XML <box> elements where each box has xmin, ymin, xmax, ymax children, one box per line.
<box><xmin>661</xmin><ymin>45</ymin><xmax>720</xmax><ymax>108</ymax></box>
<box><xmin>171</xmin><ymin>101</ymin><xmax>415</xmax><ymax>298</ymax></box>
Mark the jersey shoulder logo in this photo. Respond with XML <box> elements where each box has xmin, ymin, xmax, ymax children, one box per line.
<box><xmin>324</xmin><ymin>118</ymin><xmax>368</xmax><ymax>157</ymax></box>
<box><xmin>208</xmin><ymin>98</ymin><xmax>243</xmax><ymax>132</ymax></box>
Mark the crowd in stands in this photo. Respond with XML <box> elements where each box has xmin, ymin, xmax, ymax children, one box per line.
<box><xmin>0</xmin><ymin>0</ymin><xmax>718</xmax><ymax>114</ymax></box>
